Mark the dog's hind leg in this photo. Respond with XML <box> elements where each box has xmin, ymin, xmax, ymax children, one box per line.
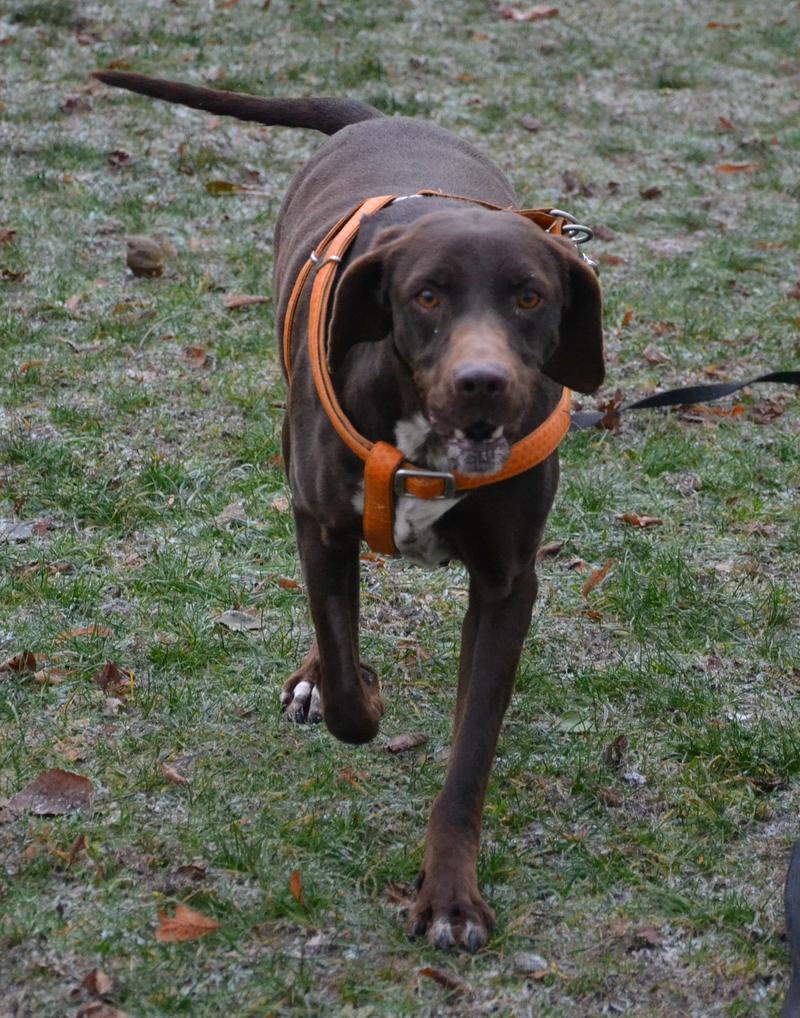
<box><xmin>284</xmin><ymin>510</ymin><xmax>383</xmax><ymax>744</ymax></box>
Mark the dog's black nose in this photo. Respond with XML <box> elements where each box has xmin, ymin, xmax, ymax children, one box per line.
<box><xmin>452</xmin><ymin>362</ymin><xmax>510</xmax><ymax>398</ymax></box>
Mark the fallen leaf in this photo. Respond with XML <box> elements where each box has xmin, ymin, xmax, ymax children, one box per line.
<box><xmin>0</xmin><ymin>228</ymin><xmax>17</xmax><ymax>246</ymax></box>
<box><xmin>182</xmin><ymin>345</ymin><xmax>211</xmax><ymax>369</ymax></box>
<box><xmin>67</xmin><ymin>833</ymin><xmax>87</xmax><ymax>869</ymax></box>
<box><xmin>125</xmin><ymin>235</ymin><xmax>164</xmax><ymax>277</ymax></box>
<box><xmin>0</xmin><ymin>651</ymin><xmax>37</xmax><ymax>673</ymax></box>
<box><xmin>499</xmin><ymin>5</ymin><xmax>559</xmax><ymax>22</ymax></box>
<box><xmin>581</xmin><ymin>558</ymin><xmax>614</xmax><ymax>597</ymax></box>
<box><xmin>596</xmin><ymin>388</ymin><xmax>625</xmax><ymax>431</ymax></box>
<box><xmin>602</xmin><ymin>734</ymin><xmax>629</xmax><ymax>769</ymax></box>
<box><xmin>277</xmin><ymin>577</ymin><xmax>300</xmax><ymax>590</ymax></box>
<box><xmin>214</xmin><ymin>608</ymin><xmax>262</xmax><ymax>631</ymax></box>
<box><xmin>94</xmin><ymin>660</ymin><xmax>134</xmax><ymax>697</ymax></box>
<box><xmin>270</xmin><ymin>495</ymin><xmax>290</xmax><ymax>513</ymax></box>
<box><xmin>555</xmin><ymin>711</ymin><xmax>594</xmax><ymax>733</ymax></box>
<box><xmin>518</xmin><ymin>115</ymin><xmax>542</xmax><ymax>132</ymax></box>
<box><xmin>642</xmin><ymin>344</ymin><xmax>670</xmax><ymax>365</ymax></box>
<box><xmin>56</xmin><ymin>624</ymin><xmax>113</xmax><ymax>642</ymax></box>
<box><xmin>223</xmin><ymin>293</ymin><xmax>271</xmax><ymax>310</ymax></box>
<box><xmin>707</xmin><ymin>20</ymin><xmax>741</xmax><ymax>29</ymax></box>
<box><xmin>419</xmin><ymin>966</ymin><xmax>466</xmax><ymax>995</ymax></box>
<box><xmin>289</xmin><ymin>868</ymin><xmax>304</xmax><ymax>905</ymax></box>
<box><xmin>598</xmin><ymin>786</ymin><xmax>622</xmax><ymax>807</ymax></box>
<box><xmin>34</xmin><ymin>668</ymin><xmax>66</xmax><ymax>686</ymax></box>
<box><xmin>385</xmin><ymin>880</ymin><xmax>414</xmax><ymax>907</ymax></box>
<box><xmin>714</xmin><ymin>161</ymin><xmax>759</xmax><ymax>173</ymax></box>
<box><xmin>161</xmin><ymin>762</ymin><xmax>189</xmax><ymax>785</ymax></box>
<box><xmin>718</xmin><ymin>115</ymin><xmax>736</xmax><ymax>132</ymax></box>
<box><xmin>205</xmin><ymin>179</ymin><xmax>259</xmax><ymax>194</ymax></box>
<box><xmin>565</xmin><ymin>556</ymin><xmax>587</xmax><ymax>573</ymax></box>
<box><xmin>1</xmin><ymin>267</ymin><xmax>27</xmax><ymax>283</ymax></box>
<box><xmin>80</xmin><ymin>967</ymin><xmax>112</xmax><ymax>997</ymax></box>
<box><xmin>632</xmin><ymin>925</ymin><xmax>663</xmax><ymax>948</ymax></box>
<box><xmin>387</xmin><ymin>732</ymin><xmax>429</xmax><ymax>754</ymax></box>
<box><xmin>155</xmin><ymin>904</ymin><xmax>219</xmax><ymax>943</ymax></box>
<box><xmin>107</xmin><ymin>149</ymin><xmax>131</xmax><ymax>171</ymax></box>
<box><xmin>215</xmin><ymin>501</ymin><xmax>246</xmax><ymax>524</ymax></box>
<box><xmin>639</xmin><ymin>185</ymin><xmax>662</xmax><ymax>200</ymax></box>
<box><xmin>537</xmin><ymin>540</ymin><xmax>565</xmax><ymax>559</ymax></box>
<box><xmin>749</xmin><ymin>397</ymin><xmax>784</xmax><ymax>424</ymax></box>
<box><xmin>617</xmin><ymin>513</ymin><xmax>664</xmax><ymax>528</ymax></box>
<box><xmin>9</xmin><ymin>769</ymin><xmax>95</xmax><ymax>815</ymax></box>
<box><xmin>76</xmin><ymin>1004</ymin><xmax>129</xmax><ymax>1018</ymax></box>
<box><xmin>65</xmin><ymin>293</ymin><xmax>84</xmax><ymax>312</ymax></box>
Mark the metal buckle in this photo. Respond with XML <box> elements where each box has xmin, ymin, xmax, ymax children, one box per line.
<box><xmin>394</xmin><ymin>468</ymin><xmax>457</xmax><ymax>499</ymax></box>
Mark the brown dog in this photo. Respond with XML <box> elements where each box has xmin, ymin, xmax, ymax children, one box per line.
<box><xmin>93</xmin><ymin>71</ymin><xmax>604</xmax><ymax>952</ymax></box>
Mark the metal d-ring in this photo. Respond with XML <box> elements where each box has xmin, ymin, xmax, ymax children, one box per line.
<box><xmin>562</xmin><ymin>223</ymin><xmax>594</xmax><ymax>245</ymax></box>
<box><xmin>309</xmin><ymin>251</ymin><xmax>343</xmax><ymax>269</ymax></box>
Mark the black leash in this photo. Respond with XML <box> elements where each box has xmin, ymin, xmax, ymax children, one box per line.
<box><xmin>570</xmin><ymin>370</ymin><xmax>800</xmax><ymax>430</ymax></box>
<box><xmin>784</xmin><ymin>843</ymin><xmax>800</xmax><ymax>1018</ymax></box>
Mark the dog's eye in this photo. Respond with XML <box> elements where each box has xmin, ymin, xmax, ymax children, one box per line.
<box><xmin>517</xmin><ymin>290</ymin><xmax>541</xmax><ymax>310</ymax></box>
<box><xmin>416</xmin><ymin>289</ymin><xmax>440</xmax><ymax>310</ymax></box>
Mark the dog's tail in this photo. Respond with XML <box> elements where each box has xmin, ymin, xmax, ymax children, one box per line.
<box><xmin>91</xmin><ymin>70</ymin><xmax>384</xmax><ymax>135</ymax></box>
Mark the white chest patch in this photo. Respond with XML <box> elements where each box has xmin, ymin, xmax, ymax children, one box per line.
<box><xmin>351</xmin><ymin>413</ymin><xmax>462</xmax><ymax>568</ymax></box>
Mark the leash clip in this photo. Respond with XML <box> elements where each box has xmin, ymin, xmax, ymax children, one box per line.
<box><xmin>394</xmin><ymin>468</ymin><xmax>457</xmax><ymax>499</ymax></box>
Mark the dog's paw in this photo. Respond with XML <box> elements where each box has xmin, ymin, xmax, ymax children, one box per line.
<box><xmin>409</xmin><ymin>868</ymin><xmax>494</xmax><ymax>953</ymax></box>
<box><xmin>281</xmin><ymin>653</ymin><xmax>323</xmax><ymax>724</ymax></box>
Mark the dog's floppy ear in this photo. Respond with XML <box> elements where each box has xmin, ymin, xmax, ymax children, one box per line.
<box><xmin>542</xmin><ymin>245</ymin><xmax>605</xmax><ymax>394</ymax></box>
<box><xmin>328</xmin><ymin>227</ymin><xmax>404</xmax><ymax>369</ymax></box>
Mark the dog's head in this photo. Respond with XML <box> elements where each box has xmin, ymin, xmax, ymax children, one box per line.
<box><xmin>330</xmin><ymin>206</ymin><xmax>603</xmax><ymax>475</ymax></box>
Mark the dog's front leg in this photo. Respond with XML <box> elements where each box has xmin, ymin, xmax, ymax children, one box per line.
<box><xmin>283</xmin><ymin>509</ymin><xmax>383</xmax><ymax>745</ymax></box>
<box><xmin>411</xmin><ymin>566</ymin><xmax>538</xmax><ymax>951</ymax></box>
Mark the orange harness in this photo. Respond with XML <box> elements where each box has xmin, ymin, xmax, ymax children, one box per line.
<box><xmin>282</xmin><ymin>192</ymin><xmax>573</xmax><ymax>556</ymax></box>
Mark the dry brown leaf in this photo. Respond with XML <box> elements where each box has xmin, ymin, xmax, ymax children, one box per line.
<box><xmin>76</xmin><ymin>1004</ymin><xmax>129</xmax><ymax>1018</ymax></box>
<box><xmin>80</xmin><ymin>967</ymin><xmax>113</xmax><ymax>997</ymax></box>
<box><xmin>499</xmin><ymin>5</ymin><xmax>559</xmax><ymax>22</ymax></box>
<box><xmin>182</xmin><ymin>345</ymin><xmax>211</xmax><ymax>369</ymax></box>
<box><xmin>419</xmin><ymin>966</ymin><xmax>466</xmax><ymax>995</ymax></box>
<box><xmin>94</xmin><ymin>660</ymin><xmax>134</xmax><ymax>697</ymax></box>
<box><xmin>518</xmin><ymin>115</ymin><xmax>542</xmax><ymax>133</ymax></box>
<box><xmin>707</xmin><ymin>20</ymin><xmax>741</xmax><ymax>29</ymax></box>
<box><xmin>56</xmin><ymin>624</ymin><xmax>113</xmax><ymax>642</ymax></box>
<box><xmin>537</xmin><ymin>540</ymin><xmax>565</xmax><ymax>559</ymax></box>
<box><xmin>125</xmin><ymin>235</ymin><xmax>164</xmax><ymax>277</ymax></box>
<box><xmin>9</xmin><ymin>768</ymin><xmax>95</xmax><ymax>815</ymax></box>
<box><xmin>596</xmin><ymin>389</ymin><xmax>625</xmax><ymax>431</ymax></box>
<box><xmin>277</xmin><ymin>577</ymin><xmax>300</xmax><ymax>590</ymax></box>
<box><xmin>289</xmin><ymin>868</ymin><xmax>304</xmax><ymax>905</ymax></box>
<box><xmin>581</xmin><ymin>559</ymin><xmax>614</xmax><ymax>598</ymax></box>
<box><xmin>0</xmin><ymin>650</ymin><xmax>38</xmax><ymax>673</ymax></box>
<box><xmin>639</xmin><ymin>185</ymin><xmax>662</xmax><ymax>200</ymax></box>
<box><xmin>205</xmin><ymin>179</ymin><xmax>264</xmax><ymax>194</ymax></box>
<box><xmin>214</xmin><ymin>608</ymin><xmax>262</xmax><ymax>631</ymax></box>
<box><xmin>617</xmin><ymin>513</ymin><xmax>664</xmax><ymax>528</ymax></box>
<box><xmin>642</xmin><ymin>344</ymin><xmax>670</xmax><ymax>365</ymax></box>
<box><xmin>155</xmin><ymin>904</ymin><xmax>219</xmax><ymax>943</ymax></box>
<box><xmin>385</xmin><ymin>880</ymin><xmax>414</xmax><ymax>907</ymax></box>
<box><xmin>749</xmin><ymin>397</ymin><xmax>785</xmax><ymax>424</ymax></box>
<box><xmin>598</xmin><ymin>786</ymin><xmax>622</xmax><ymax>807</ymax></box>
<box><xmin>223</xmin><ymin>293</ymin><xmax>271</xmax><ymax>310</ymax></box>
<box><xmin>161</xmin><ymin>762</ymin><xmax>189</xmax><ymax>786</ymax></box>
<box><xmin>387</xmin><ymin>732</ymin><xmax>429</xmax><ymax>754</ymax></box>
<box><xmin>632</xmin><ymin>925</ymin><xmax>663</xmax><ymax>948</ymax></box>
<box><xmin>603</xmin><ymin>734</ymin><xmax>629</xmax><ymax>769</ymax></box>
<box><xmin>270</xmin><ymin>495</ymin><xmax>290</xmax><ymax>513</ymax></box>
<box><xmin>1</xmin><ymin>267</ymin><xmax>27</xmax><ymax>282</ymax></box>
<box><xmin>107</xmin><ymin>149</ymin><xmax>131</xmax><ymax>171</ymax></box>
<box><xmin>718</xmin><ymin>115</ymin><xmax>736</xmax><ymax>132</ymax></box>
<box><xmin>0</xmin><ymin>228</ymin><xmax>17</xmax><ymax>246</ymax></box>
<box><xmin>566</xmin><ymin>556</ymin><xmax>587</xmax><ymax>572</ymax></box>
<box><xmin>215</xmin><ymin>501</ymin><xmax>246</xmax><ymax>524</ymax></box>
<box><xmin>67</xmin><ymin>832</ymin><xmax>87</xmax><ymax>869</ymax></box>
<box><xmin>714</xmin><ymin>161</ymin><xmax>759</xmax><ymax>173</ymax></box>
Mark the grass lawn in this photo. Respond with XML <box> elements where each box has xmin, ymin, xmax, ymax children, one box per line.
<box><xmin>1</xmin><ymin>0</ymin><xmax>799</xmax><ymax>1014</ymax></box>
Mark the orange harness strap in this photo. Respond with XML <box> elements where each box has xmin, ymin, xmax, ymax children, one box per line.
<box><xmin>282</xmin><ymin>193</ymin><xmax>573</xmax><ymax>556</ymax></box>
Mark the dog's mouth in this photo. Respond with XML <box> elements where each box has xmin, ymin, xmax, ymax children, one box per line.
<box><xmin>445</xmin><ymin>421</ymin><xmax>511</xmax><ymax>476</ymax></box>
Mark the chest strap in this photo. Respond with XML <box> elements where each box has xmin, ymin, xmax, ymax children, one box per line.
<box><xmin>282</xmin><ymin>193</ymin><xmax>573</xmax><ymax>555</ymax></box>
